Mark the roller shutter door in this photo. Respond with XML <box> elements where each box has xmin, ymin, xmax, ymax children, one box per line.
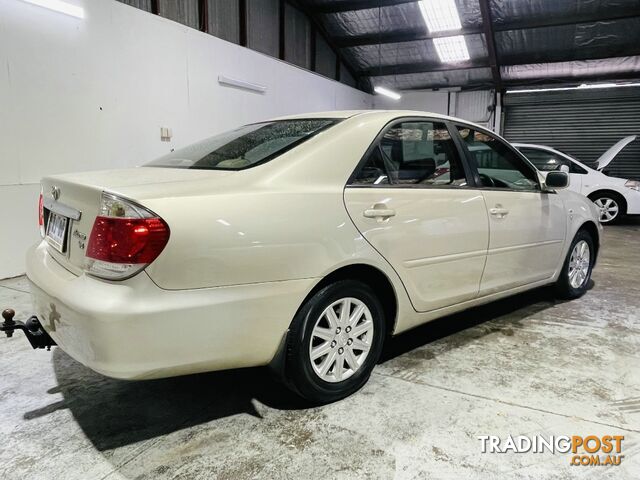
<box><xmin>503</xmin><ymin>88</ymin><xmax>640</xmax><ymax>180</ymax></box>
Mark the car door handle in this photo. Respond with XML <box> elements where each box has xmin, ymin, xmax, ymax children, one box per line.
<box><xmin>489</xmin><ymin>206</ymin><xmax>509</xmax><ymax>218</ymax></box>
<box><xmin>363</xmin><ymin>204</ymin><xmax>396</xmax><ymax>219</ymax></box>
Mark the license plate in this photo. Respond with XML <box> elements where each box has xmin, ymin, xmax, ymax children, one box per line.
<box><xmin>46</xmin><ymin>212</ymin><xmax>69</xmax><ymax>253</ymax></box>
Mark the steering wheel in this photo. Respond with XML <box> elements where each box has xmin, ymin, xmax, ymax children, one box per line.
<box><xmin>478</xmin><ymin>173</ymin><xmax>496</xmax><ymax>188</ymax></box>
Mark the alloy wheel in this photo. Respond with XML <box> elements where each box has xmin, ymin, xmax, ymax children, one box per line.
<box><xmin>568</xmin><ymin>240</ymin><xmax>590</xmax><ymax>289</ymax></box>
<box><xmin>308</xmin><ymin>297</ymin><xmax>374</xmax><ymax>383</ymax></box>
<box><xmin>593</xmin><ymin>197</ymin><xmax>619</xmax><ymax>223</ymax></box>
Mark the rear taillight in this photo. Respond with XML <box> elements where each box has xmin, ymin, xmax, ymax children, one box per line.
<box><xmin>38</xmin><ymin>191</ymin><xmax>45</xmax><ymax>238</ymax></box>
<box><xmin>85</xmin><ymin>193</ymin><xmax>170</xmax><ymax>280</ymax></box>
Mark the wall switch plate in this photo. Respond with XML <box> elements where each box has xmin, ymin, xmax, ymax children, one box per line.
<box><xmin>160</xmin><ymin>127</ymin><xmax>172</xmax><ymax>142</ymax></box>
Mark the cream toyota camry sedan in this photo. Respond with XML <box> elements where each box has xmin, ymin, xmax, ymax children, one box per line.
<box><xmin>24</xmin><ymin>110</ymin><xmax>602</xmax><ymax>403</ymax></box>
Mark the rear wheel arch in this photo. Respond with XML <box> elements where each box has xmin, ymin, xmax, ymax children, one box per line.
<box><xmin>268</xmin><ymin>264</ymin><xmax>398</xmax><ymax>383</ymax></box>
<box><xmin>302</xmin><ymin>264</ymin><xmax>398</xmax><ymax>337</ymax></box>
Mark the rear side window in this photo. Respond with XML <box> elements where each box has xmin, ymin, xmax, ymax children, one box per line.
<box><xmin>352</xmin><ymin>121</ymin><xmax>468</xmax><ymax>186</ymax></box>
<box><xmin>146</xmin><ymin>119</ymin><xmax>339</xmax><ymax>170</ymax></box>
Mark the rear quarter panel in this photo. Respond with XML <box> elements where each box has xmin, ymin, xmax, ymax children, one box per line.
<box><xmin>143</xmin><ymin>187</ymin><xmax>379</xmax><ymax>289</ymax></box>
<box><xmin>141</xmin><ymin>184</ymin><xmax>419</xmax><ymax>334</ymax></box>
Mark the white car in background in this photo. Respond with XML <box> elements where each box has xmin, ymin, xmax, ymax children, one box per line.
<box><xmin>514</xmin><ymin>137</ymin><xmax>640</xmax><ymax>223</ymax></box>
<box><xmin>10</xmin><ymin>111</ymin><xmax>602</xmax><ymax>403</ymax></box>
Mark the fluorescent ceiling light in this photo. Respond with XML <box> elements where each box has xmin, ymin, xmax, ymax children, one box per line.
<box><xmin>218</xmin><ymin>75</ymin><xmax>267</xmax><ymax>94</ymax></box>
<box><xmin>433</xmin><ymin>35</ymin><xmax>470</xmax><ymax>63</ymax></box>
<box><xmin>419</xmin><ymin>0</ymin><xmax>462</xmax><ymax>32</ymax></box>
<box><xmin>374</xmin><ymin>86</ymin><xmax>402</xmax><ymax>100</ymax></box>
<box><xmin>507</xmin><ymin>82</ymin><xmax>640</xmax><ymax>94</ymax></box>
<box><xmin>20</xmin><ymin>0</ymin><xmax>84</xmax><ymax>19</ymax></box>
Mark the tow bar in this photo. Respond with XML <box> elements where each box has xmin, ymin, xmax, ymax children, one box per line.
<box><xmin>1</xmin><ymin>308</ymin><xmax>56</xmax><ymax>350</ymax></box>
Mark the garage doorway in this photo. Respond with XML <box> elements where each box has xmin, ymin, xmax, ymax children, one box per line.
<box><xmin>503</xmin><ymin>87</ymin><xmax>640</xmax><ymax>180</ymax></box>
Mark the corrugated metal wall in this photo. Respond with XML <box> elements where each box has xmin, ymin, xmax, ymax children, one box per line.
<box><xmin>207</xmin><ymin>0</ymin><xmax>239</xmax><ymax>44</ymax></box>
<box><xmin>157</xmin><ymin>0</ymin><xmax>199</xmax><ymax>29</ymax></box>
<box><xmin>118</xmin><ymin>0</ymin><xmax>152</xmax><ymax>12</ymax></box>
<box><xmin>115</xmin><ymin>0</ymin><xmax>355</xmax><ymax>88</ymax></box>
<box><xmin>247</xmin><ymin>0</ymin><xmax>279</xmax><ymax>57</ymax></box>
<box><xmin>340</xmin><ymin>63</ymin><xmax>356</xmax><ymax>87</ymax></box>
<box><xmin>284</xmin><ymin>3</ymin><xmax>311</xmax><ymax>70</ymax></box>
<box><xmin>503</xmin><ymin>88</ymin><xmax>640</xmax><ymax>180</ymax></box>
<box><xmin>315</xmin><ymin>32</ymin><xmax>336</xmax><ymax>79</ymax></box>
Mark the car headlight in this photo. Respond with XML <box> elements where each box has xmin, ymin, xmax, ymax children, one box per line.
<box><xmin>625</xmin><ymin>180</ymin><xmax>640</xmax><ymax>191</ymax></box>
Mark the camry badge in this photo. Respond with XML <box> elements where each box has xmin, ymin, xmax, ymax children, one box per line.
<box><xmin>51</xmin><ymin>186</ymin><xmax>60</xmax><ymax>201</ymax></box>
<box><xmin>72</xmin><ymin>229</ymin><xmax>87</xmax><ymax>250</ymax></box>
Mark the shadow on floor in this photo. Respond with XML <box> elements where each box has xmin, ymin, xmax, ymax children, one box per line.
<box><xmin>380</xmin><ymin>284</ymin><xmax>579</xmax><ymax>361</ymax></box>
<box><xmin>616</xmin><ymin>216</ymin><xmax>640</xmax><ymax>226</ymax></box>
<box><xmin>24</xmin><ymin>284</ymin><xmax>573</xmax><ymax>452</ymax></box>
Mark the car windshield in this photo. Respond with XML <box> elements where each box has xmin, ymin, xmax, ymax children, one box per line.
<box><xmin>146</xmin><ymin>119</ymin><xmax>339</xmax><ymax>170</ymax></box>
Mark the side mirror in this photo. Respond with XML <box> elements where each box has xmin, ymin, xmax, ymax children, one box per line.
<box><xmin>545</xmin><ymin>171</ymin><xmax>569</xmax><ymax>190</ymax></box>
<box><xmin>559</xmin><ymin>164</ymin><xmax>570</xmax><ymax>174</ymax></box>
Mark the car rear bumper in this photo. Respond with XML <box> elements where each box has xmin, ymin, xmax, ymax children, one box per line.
<box><xmin>26</xmin><ymin>242</ymin><xmax>314</xmax><ymax>380</ymax></box>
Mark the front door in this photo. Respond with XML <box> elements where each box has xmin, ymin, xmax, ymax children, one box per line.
<box><xmin>344</xmin><ymin>119</ymin><xmax>489</xmax><ymax>313</ymax></box>
<box><xmin>456</xmin><ymin>127</ymin><xmax>566</xmax><ymax>295</ymax></box>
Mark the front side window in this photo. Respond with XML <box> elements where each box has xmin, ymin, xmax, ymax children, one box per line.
<box><xmin>352</xmin><ymin>121</ymin><xmax>467</xmax><ymax>186</ymax></box>
<box><xmin>146</xmin><ymin>119</ymin><xmax>338</xmax><ymax>170</ymax></box>
<box><xmin>457</xmin><ymin>127</ymin><xmax>539</xmax><ymax>190</ymax></box>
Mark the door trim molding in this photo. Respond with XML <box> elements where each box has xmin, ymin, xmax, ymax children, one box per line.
<box><xmin>487</xmin><ymin>239</ymin><xmax>563</xmax><ymax>255</ymax></box>
<box><xmin>403</xmin><ymin>249</ymin><xmax>486</xmax><ymax>268</ymax></box>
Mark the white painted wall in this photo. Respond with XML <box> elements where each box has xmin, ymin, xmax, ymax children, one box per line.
<box><xmin>0</xmin><ymin>0</ymin><xmax>372</xmax><ymax>279</ymax></box>
<box><xmin>451</xmin><ymin>91</ymin><xmax>497</xmax><ymax>128</ymax></box>
<box><xmin>373</xmin><ymin>90</ymin><xmax>450</xmax><ymax>114</ymax></box>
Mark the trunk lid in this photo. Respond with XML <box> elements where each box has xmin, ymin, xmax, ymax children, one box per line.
<box><xmin>41</xmin><ymin>167</ymin><xmax>232</xmax><ymax>274</ymax></box>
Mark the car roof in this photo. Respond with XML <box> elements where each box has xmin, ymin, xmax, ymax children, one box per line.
<box><xmin>270</xmin><ymin>109</ymin><xmax>495</xmax><ymax>132</ymax></box>
<box><xmin>270</xmin><ymin>110</ymin><xmax>371</xmax><ymax>120</ymax></box>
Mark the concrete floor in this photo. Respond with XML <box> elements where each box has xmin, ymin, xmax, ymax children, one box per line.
<box><xmin>1</xmin><ymin>222</ymin><xmax>639</xmax><ymax>480</ymax></box>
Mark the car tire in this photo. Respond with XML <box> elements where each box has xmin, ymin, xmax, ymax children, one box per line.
<box><xmin>589</xmin><ymin>192</ymin><xmax>626</xmax><ymax>224</ymax></box>
<box><xmin>285</xmin><ymin>280</ymin><xmax>386</xmax><ymax>404</ymax></box>
<box><xmin>555</xmin><ymin>229</ymin><xmax>595</xmax><ymax>299</ymax></box>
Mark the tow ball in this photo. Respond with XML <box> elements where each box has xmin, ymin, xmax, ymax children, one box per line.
<box><xmin>1</xmin><ymin>308</ymin><xmax>56</xmax><ymax>350</ymax></box>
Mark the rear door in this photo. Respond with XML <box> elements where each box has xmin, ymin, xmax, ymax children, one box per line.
<box><xmin>456</xmin><ymin>127</ymin><xmax>566</xmax><ymax>295</ymax></box>
<box><xmin>343</xmin><ymin>118</ymin><xmax>489</xmax><ymax>313</ymax></box>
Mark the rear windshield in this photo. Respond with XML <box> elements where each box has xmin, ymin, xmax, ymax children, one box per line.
<box><xmin>146</xmin><ymin>119</ymin><xmax>339</xmax><ymax>170</ymax></box>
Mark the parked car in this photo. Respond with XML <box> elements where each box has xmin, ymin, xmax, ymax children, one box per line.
<box><xmin>514</xmin><ymin>137</ymin><xmax>640</xmax><ymax>223</ymax></box>
<box><xmin>23</xmin><ymin>111</ymin><xmax>601</xmax><ymax>403</ymax></box>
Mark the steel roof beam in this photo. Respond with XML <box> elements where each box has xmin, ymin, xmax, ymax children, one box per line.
<box><xmin>360</xmin><ymin>58</ymin><xmax>489</xmax><ymax>77</ymax></box>
<box><xmin>311</xmin><ymin>0</ymin><xmax>416</xmax><ymax>14</ymax></box>
<box><xmin>479</xmin><ymin>0</ymin><xmax>502</xmax><ymax>90</ymax></box>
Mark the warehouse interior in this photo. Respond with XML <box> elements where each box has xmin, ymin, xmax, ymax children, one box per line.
<box><xmin>1</xmin><ymin>0</ymin><xmax>639</xmax><ymax>479</ymax></box>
